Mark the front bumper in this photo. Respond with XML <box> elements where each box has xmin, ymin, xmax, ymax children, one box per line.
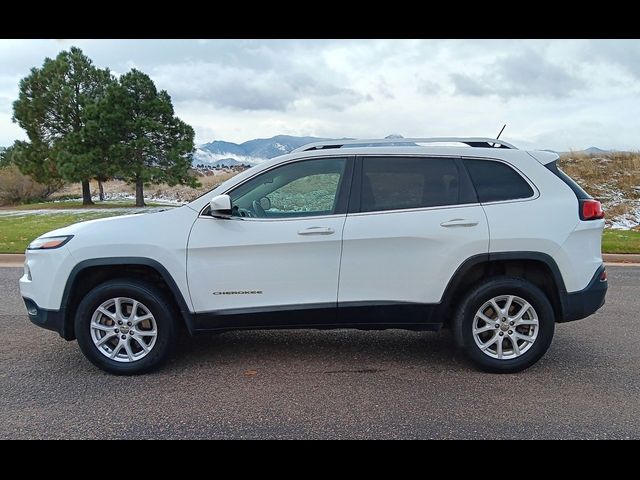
<box><xmin>19</xmin><ymin>246</ymin><xmax>75</xmax><ymax>311</ymax></box>
<box><xmin>22</xmin><ymin>297</ymin><xmax>70</xmax><ymax>339</ymax></box>
<box><xmin>559</xmin><ymin>264</ymin><xmax>608</xmax><ymax>323</ymax></box>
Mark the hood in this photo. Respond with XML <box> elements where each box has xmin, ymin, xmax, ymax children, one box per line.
<box><xmin>37</xmin><ymin>206</ymin><xmax>199</xmax><ymax>257</ymax></box>
<box><xmin>43</xmin><ymin>213</ymin><xmax>143</xmax><ymax>238</ymax></box>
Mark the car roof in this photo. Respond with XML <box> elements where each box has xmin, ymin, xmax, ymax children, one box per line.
<box><xmin>264</xmin><ymin>145</ymin><xmax>557</xmax><ymax>164</ymax></box>
<box><xmin>280</xmin><ymin>137</ymin><xmax>559</xmax><ymax>165</ymax></box>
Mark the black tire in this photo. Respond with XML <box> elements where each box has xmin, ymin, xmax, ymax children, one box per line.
<box><xmin>452</xmin><ymin>277</ymin><xmax>555</xmax><ymax>373</ymax></box>
<box><xmin>75</xmin><ymin>279</ymin><xmax>177</xmax><ymax>375</ymax></box>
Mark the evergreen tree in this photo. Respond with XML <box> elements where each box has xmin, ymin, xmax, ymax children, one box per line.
<box><xmin>81</xmin><ymin>101</ymin><xmax>122</xmax><ymax>201</ymax></box>
<box><xmin>12</xmin><ymin>47</ymin><xmax>113</xmax><ymax>205</ymax></box>
<box><xmin>5</xmin><ymin>140</ymin><xmax>63</xmax><ymax>190</ymax></box>
<box><xmin>0</xmin><ymin>146</ymin><xmax>10</xmax><ymax>168</ymax></box>
<box><xmin>95</xmin><ymin>69</ymin><xmax>198</xmax><ymax>206</ymax></box>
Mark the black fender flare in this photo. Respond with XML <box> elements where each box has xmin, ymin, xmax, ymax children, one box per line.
<box><xmin>61</xmin><ymin>257</ymin><xmax>194</xmax><ymax>337</ymax></box>
<box><xmin>439</xmin><ymin>251</ymin><xmax>567</xmax><ymax>315</ymax></box>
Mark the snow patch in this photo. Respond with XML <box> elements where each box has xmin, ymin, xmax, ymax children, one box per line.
<box><xmin>0</xmin><ymin>207</ymin><xmax>166</xmax><ymax>217</ymax></box>
<box><xmin>92</xmin><ymin>192</ymin><xmax>186</xmax><ymax>205</ymax></box>
<box><xmin>586</xmin><ymin>182</ymin><xmax>640</xmax><ymax>230</ymax></box>
<box><xmin>273</xmin><ymin>142</ymin><xmax>288</xmax><ymax>152</ymax></box>
<box><xmin>608</xmin><ymin>205</ymin><xmax>640</xmax><ymax>230</ymax></box>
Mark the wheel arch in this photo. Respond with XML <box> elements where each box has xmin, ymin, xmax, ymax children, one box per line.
<box><xmin>61</xmin><ymin>257</ymin><xmax>194</xmax><ymax>340</ymax></box>
<box><xmin>439</xmin><ymin>252</ymin><xmax>567</xmax><ymax>323</ymax></box>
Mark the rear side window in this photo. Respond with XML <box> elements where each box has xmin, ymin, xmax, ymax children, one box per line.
<box><xmin>359</xmin><ymin>157</ymin><xmax>475</xmax><ymax>212</ymax></box>
<box><xmin>464</xmin><ymin>159</ymin><xmax>534</xmax><ymax>203</ymax></box>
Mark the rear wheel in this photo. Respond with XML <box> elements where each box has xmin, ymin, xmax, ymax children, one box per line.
<box><xmin>453</xmin><ymin>277</ymin><xmax>555</xmax><ymax>373</ymax></box>
<box><xmin>75</xmin><ymin>279</ymin><xmax>177</xmax><ymax>375</ymax></box>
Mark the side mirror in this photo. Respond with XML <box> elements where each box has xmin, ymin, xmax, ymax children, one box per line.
<box><xmin>209</xmin><ymin>194</ymin><xmax>232</xmax><ymax>218</ymax></box>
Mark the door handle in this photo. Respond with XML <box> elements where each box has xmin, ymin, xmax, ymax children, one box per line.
<box><xmin>440</xmin><ymin>218</ymin><xmax>479</xmax><ymax>227</ymax></box>
<box><xmin>297</xmin><ymin>226</ymin><xmax>335</xmax><ymax>235</ymax></box>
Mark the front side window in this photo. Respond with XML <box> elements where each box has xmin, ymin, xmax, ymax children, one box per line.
<box><xmin>229</xmin><ymin>158</ymin><xmax>347</xmax><ymax>218</ymax></box>
<box><xmin>464</xmin><ymin>159</ymin><xmax>534</xmax><ymax>203</ymax></box>
<box><xmin>360</xmin><ymin>157</ymin><xmax>470</xmax><ymax>212</ymax></box>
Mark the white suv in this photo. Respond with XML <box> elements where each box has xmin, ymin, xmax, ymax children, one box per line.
<box><xmin>19</xmin><ymin>137</ymin><xmax>608</xmax><ymax>375</ymax></box>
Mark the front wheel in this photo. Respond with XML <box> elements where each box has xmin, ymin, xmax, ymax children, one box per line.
<box><xmin>75</xmin><ymin>279</ymin><xmax>177</xmax><ymax>375</ymax></box>
<box><xmin>452</xmin><ymin>277</ymin><xmax>555</xmax><ymax>373</ymax></box>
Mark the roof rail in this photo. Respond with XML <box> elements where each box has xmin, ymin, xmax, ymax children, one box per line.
<box><xmin>291</xmin><ymin>137</ymin><xmax>517</xmax><ymax>153</ymax></box>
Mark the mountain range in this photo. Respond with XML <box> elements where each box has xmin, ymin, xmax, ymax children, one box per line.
<box><xmin>192</xmin><ymin>135</ymin><xmax>617</xmax><ymax>168</ymax></box>
<box><xmin>193</xmin><ymin>135</ymin><xmax>330</xmax><ymax>167</ymax></box>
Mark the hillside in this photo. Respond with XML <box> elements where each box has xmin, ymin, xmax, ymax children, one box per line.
<box><xmin>559</xmin><ymin>150</ymin><xmax>640</xmax><ymax>229</ymax></box>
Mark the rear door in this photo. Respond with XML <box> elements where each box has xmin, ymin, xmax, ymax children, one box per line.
<box><xmin>337</xmin><ymin>155</ymin><xmax>489</xmax><ymax>315</ymax></box>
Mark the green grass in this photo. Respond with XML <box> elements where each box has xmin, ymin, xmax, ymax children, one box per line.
<box><xmin>602</xmin><ymin>229</ymin><xmax>640</xmax><ymax>254</ymax></box>
<box><xmin>0</xmin><ymin>212</ymin><xmax>121</xmax><ymax>253</ymax></box>
<box><xmin>3</xmin><ymin>199</ymin><xmax>172</xmax><ymax>210</ymax></box>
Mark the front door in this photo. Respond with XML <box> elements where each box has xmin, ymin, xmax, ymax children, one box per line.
<box><xmin>187</xmin><ymin>157</ymin><xmax>353</xmax><ymax>321</ymax></box>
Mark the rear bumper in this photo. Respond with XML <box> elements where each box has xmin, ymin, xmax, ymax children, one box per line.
<box><xmin>22</xmin><ymin>297</ymin><xmax>71</xmax><ymax>339</ymax></box>
<box><xmin>559</xmin><ymin>265</ymin><xmax>607</xmax><ymax>323</ymax></box>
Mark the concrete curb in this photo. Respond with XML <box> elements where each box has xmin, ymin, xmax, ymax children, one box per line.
<box><xmin>602</xmin><ymin>253</ymin><xmax>640</xmax><ymax>264</ymax></box>
<box><xmin>1</xmin><ymin>253</ymin><xmax>639</xmax><ymax>267</ymax></box>
<box><xmin>0</xmin><ymin>254</ymin><xmax>25</xmax><ymax>267</ymax></box>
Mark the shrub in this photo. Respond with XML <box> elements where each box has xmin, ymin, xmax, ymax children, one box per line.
<box><xmin>0</xmin><ymin>165</ymin><xmax>61</xmax><ymax>205</ymax></box>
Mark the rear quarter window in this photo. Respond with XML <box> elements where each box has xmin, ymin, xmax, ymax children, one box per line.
<box><xmin>464</xmin><ymin>159</ymin><xmax>534</xmax><ymax>203</ymax></box>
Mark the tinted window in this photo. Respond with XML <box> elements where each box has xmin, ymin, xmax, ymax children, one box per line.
<box><xmin>229</xmin><ymin>158</ymin><xmax>346</xmax><ymax>218</ymax></box>
<box><xmin>464</xmin><ymin>159</ymin><xmax>534</xmax><ymax>203</ymax></box>
<box><xmin>360</xmin><ymin>157</ymin><xmax>469</xmax><ymax>212</ymax></box>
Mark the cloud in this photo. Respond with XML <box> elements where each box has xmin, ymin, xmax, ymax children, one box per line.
<box><xmin>317</xmin><ymin>91</ymin><xmax>373</xmax><ymax>111</ymax></box>
<box><xmin>152</xmin><ymin>60</ymin><xmax>366</xmax><ymax>112</ymax></box>
<box><xmin>418</xmin><ymin>80</ymin><xmax>442</xmax><ymax>96</ymax></box>
<box><xmin>452</xmin><ymin>49</ymin><xmax>585</xmax><ymax>99</ymax></box>
<box><xmin>450</xmin><ymin>73</ymin><xmax>490</xmax><ymax>96</ymax></box>
<box><xmin>586</xmin><ymin>40</ymin><xmax>640</xmax><ymax>79</ymax></box>
<box><xmin>372</xmin><ymin>77</ymin><xmax>393</xmax><ymax>100</ymax></box>
<box><xmin>0</xmin><ymin>39</ymin><xmax>639</xmax><ymax>151</ymax></box>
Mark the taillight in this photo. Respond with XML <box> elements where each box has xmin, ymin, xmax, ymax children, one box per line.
<box><xmin>580</xmin><ymin>199</ymin><xmax>604</xmax><ymax>220</ymax></box>
<box><xmin>600</xmin><ymin>269</ymin><xmax>608</xmax><ymax>282</ymax></box>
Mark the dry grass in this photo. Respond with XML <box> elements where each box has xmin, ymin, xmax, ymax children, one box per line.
<box><xmin>604</xmin><ymin>203</ymin><xmax>633</xmax><ymax>219</ymax></box>
<box><xmin>559</xmin><ymin>151</ymin><xmax>640</xmax><ymax>200</ymax></box>
<box><xmin>559</xmin><ymin>151</ymin><xmax>640</xmax><ymax>226</ymax></box>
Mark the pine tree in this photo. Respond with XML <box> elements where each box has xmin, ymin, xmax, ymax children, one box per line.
<box><xmin>0</xmin><ymin>146</ymin><xmax>10</xmax><ymax>168</ymax></box>
<box><xmin>95</xmin><ymin>69</ymin><xmax>198</xmax><ymax>206</ymax></box>
<box><xmin>12</xmin><ymin>47</ymin><xmax>113</xmax><ymax>205</ymax></box>
<box><xmin>5</xmin><ymin>140</ymin><xmax>63</xmax><ymax>192</ymax></box>
<box><xmin>81</xmin><ymin>101</ymin><xmax>122</xmax><ymax>201</ymax></box>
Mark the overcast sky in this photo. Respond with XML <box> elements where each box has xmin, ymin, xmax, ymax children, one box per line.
<box><xmin>0</xmin><ymin>39</ymin><xmax>638</xmax><ymax>151</ymax></box>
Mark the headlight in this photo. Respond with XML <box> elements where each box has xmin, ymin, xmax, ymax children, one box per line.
<box><xmin>27</xmin><ymin>235</ymin><xmax>74</xmax><ymax>250</ymax></box>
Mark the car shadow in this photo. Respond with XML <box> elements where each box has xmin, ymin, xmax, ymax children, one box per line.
<box><xmin>166</xmin><ymin>327</ymin><xmax>467</xmax><ymax>372</ymax></box>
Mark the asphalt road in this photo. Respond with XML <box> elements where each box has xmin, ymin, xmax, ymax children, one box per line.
<box><xmin>1</xmin><ymin>266</ymin><xmax>639</xmax><ymax>439</ymax></box>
